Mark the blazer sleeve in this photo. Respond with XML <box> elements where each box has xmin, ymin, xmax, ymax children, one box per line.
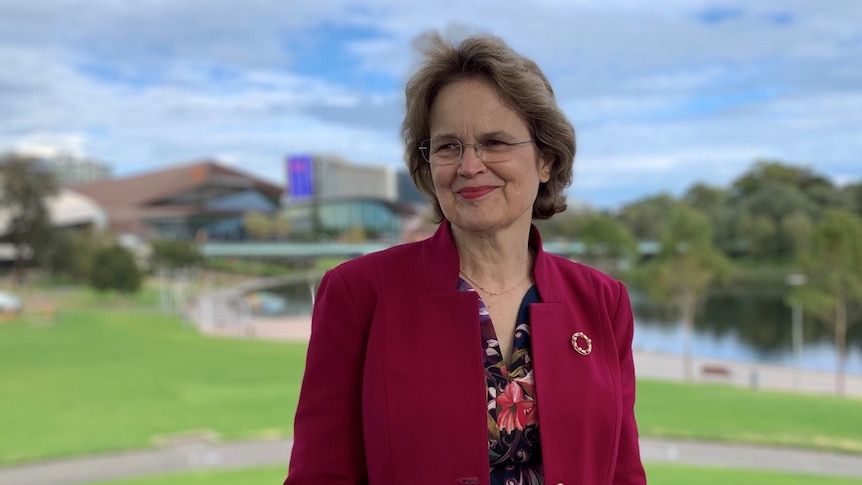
<box><xmin>284</xmin><ymin>268</ymin><xmax>370</xmax><ymax>484</ymax></box>
<box><xmin>612</xmin><ymin>282</ymin><xmax>647</xmax><ymax>484</ymax></box>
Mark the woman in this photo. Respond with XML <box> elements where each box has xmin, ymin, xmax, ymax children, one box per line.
<box><xmin>285</xmin><ymin>34</ymin><xmax>646</xmax><ymax>485</ymax></box>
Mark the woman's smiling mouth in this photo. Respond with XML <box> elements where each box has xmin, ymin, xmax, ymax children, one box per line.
<box><xmin>458</xmin><ymin>186</ymin><xmax>497</xmax><ymax>200</ymax></box>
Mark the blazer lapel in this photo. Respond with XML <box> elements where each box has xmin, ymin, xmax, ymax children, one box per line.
<box><xmin>373</xmin><ymin>221</ymin><xmax>490</xmax><ymax>483</ymax></box>
<box><xmin>529</xmin><ymin>225</ymin><xmax>619</xmax><ymax>484</ymax></box>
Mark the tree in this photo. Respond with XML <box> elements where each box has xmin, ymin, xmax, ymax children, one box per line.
<box><xmin>781</xmin><ymin>212</ymin><xmax>814</xmax><ymax>256</ymax></box>
<box><xmin>341</xmin><ymin>225</ymin><xmax>368</xmax><ymax>243</ymax></box>
<box><xmin>635</xmin><ymin>204</ymin><xmax>731</xmax><ymax>380</ymax></box>
<box><xmin>790</xmin><ymin>209</ymin><xmax>862</xmax><ymax>396</ymax></box>
<box><xmin>271</xmin><ymin>212</ymin><xmax>291</xmax><ymax>240</ymax></box>
<box><xmin>732</xmin><ymin>159</ymin><xmax>836</xmax><ymax>202</ymax></box>
<box><xmin>0</xmin><ymin>153</ymin><xmax>59</xmax><ymax>282</ymax></box>
<box><xmin>730</xmin><ymin>160</ymin><xmax>842</xmax><ymax>261</ymax></box>
<box><xmin>739</xmin><ymin>213</ymin><xmax>778</xmax><ymax>257</ymax></box>
<box><xmin>532</xmin><ymin>208</ymin><xmax>582</xmax><ymax>240</ymax></box>
<box><xmin>88</xmin><ymin>245</ymin><xmax>143</xmax><ymax>295</ymax></box>
<box><xmin>842</xmin><ymin>182</ymin><xmax>862</xmax><ymax>217</ymax></box>
<box><xmin>574</xmin><ymin>212</ymin><xmax>637</xmax><ymax>275</ymax></box>
<box><xmin>618</xmin><ymin>193</ymin><xmax>677</xmax><ymax>241</ymax></box>
<box><xmin>243</xmin><ymin>211</ymin><xmax>274</xmax><ymax>240</ymax></box>
<box><xmin>42</xmin><ymin>228</ymin><xmax>103</xmax><ymax>281</ymax></box>
<box><xmin>684</xmin><ymin>184</ymin><xmax>737</xmax><ymax>254</ymax></box>
<box><xmin>150</xmin><ymin>239</ymin><xmax>203</xmax><ymax>269</ymax></box>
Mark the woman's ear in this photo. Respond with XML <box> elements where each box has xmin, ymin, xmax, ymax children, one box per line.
<box><xmin>538</xmin><ymin>156</ymin><xmax>553</xmax><ymax>183</ymax></box>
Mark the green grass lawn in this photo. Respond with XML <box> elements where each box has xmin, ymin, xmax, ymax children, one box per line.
<box><xmin>86</xmin><ymin>466</ymin><xmax>287</xmax><ymax>485</ymax></box>
<box><xmin>0</xmin><ymin>287</ymin><xmax>307</xmax><ymax>464</ymax></box>
<box><xmin>2</xmin><ymin>284</ymin><xmax>862</xmax><ymax>466</ymax></box>
<box><xmin>643</xmin><ymin>463</ymin><xmax>862</xmax><ymax>485</ymax></box>
<box><xmin>81</xmin><ymin>463</ymin><xmax>862</xmax><ymax>485</ymax></box>
<box><xmin>636</xmin><ymin>379</ymin><xmax>862</xmax><ymax>452</ymax></box>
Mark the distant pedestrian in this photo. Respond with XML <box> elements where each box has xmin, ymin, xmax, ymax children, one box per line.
<box><xmin>285</xmin><ymin>33</ymin><xmax>646</xmax><ymax>485</ymax></box>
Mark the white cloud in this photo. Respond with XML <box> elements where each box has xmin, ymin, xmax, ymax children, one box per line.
<box><xmin>11</xmin><ymin>132</ymin><xmax>89</xmax><ymax>159</ymax></box>
<box><xmin>0</xmin><ymin>0</ymin><xmax>859</xmax><ymax>209</ymax></box>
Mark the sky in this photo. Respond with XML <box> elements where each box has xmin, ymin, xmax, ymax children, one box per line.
<box><xmin>1</xmin><ymin>0</ymin><xmax>860</xmax><ymax>209</ymax></box>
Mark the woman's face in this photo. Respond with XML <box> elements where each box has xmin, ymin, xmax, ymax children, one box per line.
<box><xmin>428</xmin><ymin>78</ymin><xmax>551</xmax><ymax>236</ymax></box>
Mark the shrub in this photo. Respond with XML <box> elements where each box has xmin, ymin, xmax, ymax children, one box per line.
<box><xmin>88</xmin><ymin>245</ymin><xmax>143</xmax><ymax>294</ymax></box>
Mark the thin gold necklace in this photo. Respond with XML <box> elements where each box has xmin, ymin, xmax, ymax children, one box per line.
<box><xmin>459</xmin><ymin>269</ymin><xmax>529</xmax><ymax>297</ymax></box>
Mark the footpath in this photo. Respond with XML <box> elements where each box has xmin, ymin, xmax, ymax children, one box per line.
<box><xmin>2</xmin><ymin>436</ymin><xmax>861</xmax><ymax>485</ymax></box>
<box><xmin>2</xmin><ymin>315</ymin><xmax>862</xmax><ymax>485</ymax></box>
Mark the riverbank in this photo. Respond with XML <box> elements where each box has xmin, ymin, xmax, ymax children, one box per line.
<box><xmin>199</xmin><ymin>313</ymin><xmax>862</xmax><ymax>399</ymax></box>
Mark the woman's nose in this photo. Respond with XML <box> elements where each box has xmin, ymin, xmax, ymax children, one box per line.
<box><xmin>457</xmin><ymin>144</ymin><xmax>486</xmax><ymax>175</ymax></box>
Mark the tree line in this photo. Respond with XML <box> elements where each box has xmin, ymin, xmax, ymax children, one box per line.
<box><xmin>537</xmin><ymin>158</ymin><xmax>862</xmax><ymax>395</ymax></box>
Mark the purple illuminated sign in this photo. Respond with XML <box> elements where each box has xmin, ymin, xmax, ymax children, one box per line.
<box><xmin>287</xmin><ymin>155</ymin><xmax>314</xmax><ymax>199</ymax></box>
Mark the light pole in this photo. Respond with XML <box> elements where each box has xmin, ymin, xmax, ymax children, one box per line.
<box><xmin>786</xmin><ymin>273</ymin><xmax>807</xmax><ymax>390</ymax></box>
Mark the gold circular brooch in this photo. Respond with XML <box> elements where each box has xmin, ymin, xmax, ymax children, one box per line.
<box><xmin>571</xmin><ymin>332</ymin><xmax>592</xmax><ymax>356</ymax></box>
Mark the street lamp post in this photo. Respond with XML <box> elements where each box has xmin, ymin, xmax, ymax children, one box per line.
<box><xmin>786</xmin><ymin>273</ymin><xmax>808</xmax><ymax>390</ymax></box>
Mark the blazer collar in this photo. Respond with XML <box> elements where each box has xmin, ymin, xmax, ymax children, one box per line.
<box><xmin>421</xmin><ymin>220</ymin><xmax>561</xmax><ymax>303</ymax></box>
<box><xmin>530</xmin><ymin>224</ymin><xmax>561</xmax><ymax>303</ymax></box>
<box><xmin>420</xmin><ymin>220</ymin><xmax>462</xmax><ymax>290</ymax></box>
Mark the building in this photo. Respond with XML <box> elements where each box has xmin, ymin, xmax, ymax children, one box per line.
<box><xmin>43</xmin><ymin>154</ymin><xmax>112</xmax><ymax>185</ymax></box>
<box><xmin>286</xmin><ymin>154</ymin><xmax>399</xmax><ymax>202</ymax></box>
<box><xmin>72</xmin><ymin>160</ymin><xmax>283</xmax><ymax>240</ymax></box>
<box><xmin>283</xmin><ymin>155</ymin><xmax>428</xmax><ymax>241</ymax></box>
<box><xmin>279</xmin><ymin>196</ymin><xmax>414</xmax><ymax>242</ymax></box>
<box><xmin>396</xmin><ymin>170</ymin><xmax>429</xmax><ymax>207</ymax></box>
<box><xmin>1</xmin><ymin>151</ymin><xmax>112</xmax><ymax>186</ymax></box>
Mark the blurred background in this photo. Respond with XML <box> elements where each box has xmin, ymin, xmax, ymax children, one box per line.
<box><xmin>1</xmin><ymin>1</ymin><xmax>861</xmax><ymax>484</ymax></box>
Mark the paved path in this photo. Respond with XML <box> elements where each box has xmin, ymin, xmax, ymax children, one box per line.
<box><xmin>635</xmin><ymin>351</ymin><xmax>862</xmax><ymax>398</ymax></box>
<box><xmin>0</xmin><ymin>440</ymin><xmax>291</xmax><ymax>485</ymax></box>
<box><xmin>2</xmin><ymin>437</ymin><xmax>862</xmax><ymax>485</ymax></box>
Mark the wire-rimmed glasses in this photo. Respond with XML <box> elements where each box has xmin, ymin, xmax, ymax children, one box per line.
<box><xmin>419</xmin><ymin>138</ymin><xmax>534</xmax><ymax>165</ymax></box>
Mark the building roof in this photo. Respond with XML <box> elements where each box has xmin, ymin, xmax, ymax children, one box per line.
<box><xmin>72</xmin><ymin>160</ymin><xmax>282</xmax><ymax>206</ymax></box>
<box><xmin>0</xmin><ymin>187</ymin><xmax>106</xmax><ymax>239</ymax></box>
<box><xmin>71</xmin><ymin>160</ymin><xmax>283</xmax><ymax>234</ymax></box>
<box><xmin>47</xmin><ymin>189</ymin><xmax>107</xmax><ymax>228</ymax></box>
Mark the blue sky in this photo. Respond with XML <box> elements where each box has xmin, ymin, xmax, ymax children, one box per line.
<box><xmin>1</xmin><ymin>0</ymin><xmax>860</xmax><ymax>209</ymax></box>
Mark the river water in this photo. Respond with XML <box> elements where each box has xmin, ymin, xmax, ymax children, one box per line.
<box><xmin>631</xmin><ymin>291</ymin><xmax>862</xmax><ymax>375</ymax></box>
<box><xmin>263</xmin><ymin>283</ymin><xmax>862</xmax><ymax>375</ymax></box>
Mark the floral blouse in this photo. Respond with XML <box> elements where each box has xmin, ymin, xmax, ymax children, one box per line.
<box><xmin>458</xmin><ymin>278</ymin><xmax>544</xmax><ymax>485</ymax></box>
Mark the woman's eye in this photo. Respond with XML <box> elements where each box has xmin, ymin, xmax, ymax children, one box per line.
<box><xmin>484</xmin><ymin>139</ymin><xmax>507</xmax><ymax>148</ymax></box>
<box><xmin>434</xmin><ymin>141</ymin><xmax>460</xmax><ymax>152</ymax></box>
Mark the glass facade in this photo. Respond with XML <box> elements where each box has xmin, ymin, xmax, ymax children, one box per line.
<box><xmin>280</xmin><ymin>198</ymin><xmax>402</xmax><ymax>241</ymax></box>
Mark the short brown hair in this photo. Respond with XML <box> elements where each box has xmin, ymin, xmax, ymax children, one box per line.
<box><xmin>402</xmin><ymin>33</ymin><xmax>575</xmax><ymax>221</ymax></box>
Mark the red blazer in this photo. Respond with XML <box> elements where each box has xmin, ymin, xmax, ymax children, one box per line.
<box><xmin>285</xmin><ymin>222</ymin><xmax>646</xmax><ymax>485</ymax></box>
